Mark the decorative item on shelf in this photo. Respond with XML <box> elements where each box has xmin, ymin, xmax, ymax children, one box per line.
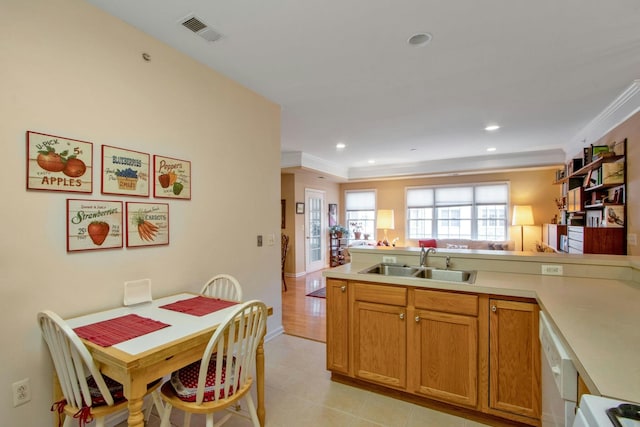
<box><xmin>602</xmin><ymin>206</ymin><xmax>624</xmax><ymax>228</ymax></box>
<box><xmin>376</xmin><ymin>209</ymin><xmax>395</xmax><ymax>246</ymax></box>
<box><xmin>363</xmin><ymin>233</ymin><xmax>370</xmax><ymax>240</ymax></box>
<box><xmin>329</xmin><ymin>224</ymin><xmax>348</xmax><ymax>238</ymax></box>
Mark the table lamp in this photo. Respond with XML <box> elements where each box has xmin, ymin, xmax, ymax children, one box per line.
<box><xmin>377</xmin><ymin>209</ymin><xmax>395</xmax><ymax>245</ymax></box>
<box><xmin>512</xmin><ymin>205</ymin><xmax>534</xmax><ymax>251</ymax></box>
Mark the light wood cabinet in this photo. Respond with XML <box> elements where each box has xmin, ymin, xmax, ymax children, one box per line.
<box><xmin>488</xmin><ymin>299</ymin><xmax>541</xmax><ymax>422</ymax></box>
<box><xmin>408</xmin><ymin>289</ymin><xmax>478</xmax><ymax>407</ymax></box>
<box><xmin>326</xmin><ymin>280</ymin><xmax>541</xmax><ymax>426</ymax></box>
<box><xmin>352</xmin><ymin>283</ymin><xmax>407</xmax><ymax>389</ymax></box>
<box><xmin>326</xmin><ymin>279</ymin><xmax>349</xmax><ymax>374</ymax></box>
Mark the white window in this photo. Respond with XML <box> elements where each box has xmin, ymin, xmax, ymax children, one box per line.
<box><xmin>345</xmin><ymin>190</ymin><xmax>376</xmax><ymax>240</ymax></box>
<box><xmin>406</xmin><ymin>183</ymin><xmax>508</xmax><ymax>240</ymax></box>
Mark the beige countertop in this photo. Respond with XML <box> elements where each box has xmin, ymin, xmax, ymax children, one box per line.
<box><xmin>324</xmin><ymin>256</ymin><xmax>640</xmax><ymax>404</ymax></box>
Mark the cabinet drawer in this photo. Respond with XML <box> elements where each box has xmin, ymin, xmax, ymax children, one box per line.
<box><xmin>568</xmin><ymin>238</ymin><xmax>583</xmax><ymax>253</ymax></box>
<box><xmin>568</xmin><ymin>226</ymin><xmax>584</xmax><ymax>242</ymax></box>
<box><xmin>414</xmin><ymin>289</ymin><xmax>478</xmax><ymax>316</ymax></box>
<box><xmin>353</xmin><ymin>282</ymin><xmax>407</xmax><ymax>306</ymax></box>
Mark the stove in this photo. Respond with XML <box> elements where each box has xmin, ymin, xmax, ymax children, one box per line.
<box><xmin>574</xmin><ymin>395</ymin><xmax>640</xmax><ymax>427</ymax></box>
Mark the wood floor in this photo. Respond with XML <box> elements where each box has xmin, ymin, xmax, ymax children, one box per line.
<box><xmin>281</xmin><ymin>268</ymin><xmax>326</xmax><ymax>342</ymax></box>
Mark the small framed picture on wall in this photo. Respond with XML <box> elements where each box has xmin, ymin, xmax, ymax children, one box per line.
<box><xmin>296</xmin><ymin>202</ymin><xmax>304</xmax><ymax>214</ymax></box>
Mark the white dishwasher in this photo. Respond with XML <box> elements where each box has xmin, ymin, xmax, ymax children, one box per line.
<box><xmin>539</xmin><ymin>311</ymin><xmax>578</xmax><ymax>427</ymax></box>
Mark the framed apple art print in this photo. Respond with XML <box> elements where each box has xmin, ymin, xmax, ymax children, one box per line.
<box><xmin>27</xmin><ymin>131</ymin><xmax>93</xmax><ymax>193</ymax></box>
<box><xmin>67</xmin><ymin>199</ymin><xmax>123</xmax><ymax>252</ymax></box>
<box><xmin>153</xmin><ymin>155</ymin><xmax>191</xmax><ymax>200</ymax></box>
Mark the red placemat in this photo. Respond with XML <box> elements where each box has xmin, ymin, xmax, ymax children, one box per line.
<box><xmin>74</xmin><ymin>314</ymin><xmax>170</xmax><ymax>347</ymax></box>
<box><xmin>159</xmin><ymin>296</ymin><xmax>238</xmax><ymax>316</ymax></box>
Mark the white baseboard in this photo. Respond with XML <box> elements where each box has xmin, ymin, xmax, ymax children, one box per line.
<box><xmin>265</xmin><ymin>325</ymin><xmax>284</xmax><ymax>342</ymax></box>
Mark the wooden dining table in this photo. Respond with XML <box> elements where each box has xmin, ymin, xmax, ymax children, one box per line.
<box><xmin>63</xmin><ymin>293</ymin><xmax>270</xmax><ymax>427</ymax></box>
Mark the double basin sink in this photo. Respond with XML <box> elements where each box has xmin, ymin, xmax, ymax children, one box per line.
<box><xmin>358</xmin><ymin>263</ymin><xmax>476</xmax><ymax>284</ymax></box>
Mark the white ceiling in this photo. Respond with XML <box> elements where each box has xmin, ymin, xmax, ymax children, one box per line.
<box><xmin>86</xmin><ymin>0</ymin><xmax>640</xmax><ymax>180</ymax></box>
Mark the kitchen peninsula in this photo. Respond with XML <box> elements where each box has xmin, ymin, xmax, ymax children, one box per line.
<box><xmin>323</xmin><ymin>246</ymin><xmax>640</xmax><ymax>426</ymax></box>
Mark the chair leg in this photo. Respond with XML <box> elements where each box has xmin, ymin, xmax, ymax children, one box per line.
<box><xmin>159</xmin><ymin>403</ymin><xmax>173</xmax><ymax>427</ymax></box>
<box><xmin>206</xmin><ymin>412</ymin><xmax>214</xmax><ymax>427</ymax></box>
<box><xmin>245</xmin><ymin>394</ymin><xmax>260</xmax><ymax>427</ymax></box>
<box><xmin>151</xmin><ymin>390</ymin><xmax>164</xmax><ymax>420</ymax></box>
<box><xmin>184</xmin><ymin>411</ymin><xmax>192</xmax><ymax>427</ymax></box>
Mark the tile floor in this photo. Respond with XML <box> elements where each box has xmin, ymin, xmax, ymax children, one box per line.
<box><xmin>118</xmin><ymin>333</ymin><xmax>491</xmax><ymax>427</ymax></box>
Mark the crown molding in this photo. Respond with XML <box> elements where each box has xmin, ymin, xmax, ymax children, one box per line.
<box><xmin>281</xmin><ymin>151</ymin><xmax>349</xmax><ymax>179</ymax></box>
<box><xmin>565</xmin><ymin>80</ymin><xmax>640</xmax><ymax>161</ymax></box>
<box><xmin>347</xmin><ymin>149</ymin><xmax>565</xmax><ymax>180</ymax></box>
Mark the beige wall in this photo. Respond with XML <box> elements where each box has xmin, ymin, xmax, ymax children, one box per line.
<box><xmin>340</xmin><ymin>168</ymin><xmax>560</xmax><ymax>248</ymax></box>
<box><xmin>0</xmin><ymin>1</ymin><xmax>281</xmax><ymax>425</ymax></box>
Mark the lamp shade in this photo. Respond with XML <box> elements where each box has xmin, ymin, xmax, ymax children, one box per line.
<box><xmin>512</xmin><ymin>205</ymin><xmax>534</xmax><ymax>226</ymax></box>
<box><xmin>376</xmin><ymin>209</ymin><xmax>395</xmax><ymax>230</ymax></box>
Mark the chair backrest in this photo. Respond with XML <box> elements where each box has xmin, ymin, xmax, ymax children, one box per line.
<box><xmin>194</xmin><ymin>300</ymin><xmax>267</xmax><ymax>405</ymax></box>
<box><xmin>200</xmin><ymin>274</ymin><xmax>243</xmax><ymax>302</ymax></box>
<box><xmin>281</xmin><ymin>234</ymin><xmax>289</xmax><ymax>268</ymax></box>
<box><xmin>37</xmin><ymin>310</ymin><xmax>116</xmax><ymax>409</ymax></box>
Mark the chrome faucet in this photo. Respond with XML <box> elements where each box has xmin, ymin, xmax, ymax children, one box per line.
<box><xmin>420</xmin><ymin>247</ymin><xmax>436</xmax><ymax>267</ymax></box>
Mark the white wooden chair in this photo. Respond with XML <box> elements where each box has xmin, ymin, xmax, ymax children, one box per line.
<box><xmin>37</xmin><ymin>310</ymin><xmax>163</xmax><ymax>427</ymax></box>
<box><xmin>159</xmin><ymin>300</ymin><xmax>268</xmax><ymax>427</ymax></box>
<box><xmin>200</xmin><ymin>274</ymin><xmax>243</xmax><ymax>302</ymax></box>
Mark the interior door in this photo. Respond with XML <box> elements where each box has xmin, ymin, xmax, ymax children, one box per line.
<box><xmin>305</xmin><ymin>189</ymin><xmax>326</xmax><ymax>272</ymax></box>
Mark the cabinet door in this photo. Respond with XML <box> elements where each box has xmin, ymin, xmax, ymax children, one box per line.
<box><xmin>489</xmin><ymin>299</ymin><xmax>541</xmax><ymax>420</ymax></box>
<box><xmin>353</xmin><ymin>300</ymin><xmax>406</xmax><ymax>389</ymax></box>
<box><xmin>326</xmin><ymin>279</ymin><xmax>349</xmax><ymax>374</ymax></box>
<box><xmin>409</xmin><ymin>309</ymin><xmax>478</xmax><ymax>407</ymax></box>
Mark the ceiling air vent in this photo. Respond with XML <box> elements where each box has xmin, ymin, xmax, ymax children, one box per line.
<box><xmin>179</xmin><ymin>15</ymin><xmax>222</xmax><ymax>42</ymax></box>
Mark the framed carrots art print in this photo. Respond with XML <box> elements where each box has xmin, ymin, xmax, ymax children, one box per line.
<box><xmin>126</xmin><ymin>202</ymin><xmax>169</xmax><ymax>247</ymax></box>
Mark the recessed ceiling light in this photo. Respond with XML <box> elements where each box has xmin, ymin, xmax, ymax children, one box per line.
<box><xmin>408</xmin><ymin>32</ymin><xmax>432</xmax><ymax>47</ymax></box>
<box><xmin>487</xmin><ymin>147</ymin><xmax>497</xmax><ymax>152</ymax></box>
<box><xmin>485</xmin><ymin>125</ymin><xmax>501</xmax><ymax>131</ymax></box>
<box><xmin>336</xmin><ymin>142</ymin><xmax>346</xmax><ymax>150</ymax></box>
<box><xmin>368</xmin><ymin>159</ymin><xmax>376</xmax><ymax>164</ymax></box>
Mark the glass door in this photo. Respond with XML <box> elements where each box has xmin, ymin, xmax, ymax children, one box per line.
<box><xmin>305</xmin><ymin>189</ymin><xmax>326</xmax><ymax>272</ymax></box>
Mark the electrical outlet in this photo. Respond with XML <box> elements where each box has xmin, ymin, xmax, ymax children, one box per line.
<box><xmin>628</xmin><ymin>233</ymin><xmax>637</xmax><ymax>246</ymax></box>
<box><xmin>12</xmin><ymin>378</ymin><xmax>31</xmax><ymax>407</ymax></box>
<box><xmin>257</xmin><ymin>235</ymin><xmax>263</xmax><ymax>247</ymax></box>
<box><xmin>541</xmin><ymin>265</ymin><xmax>563</xmax><ymax>275</ymax></box>
<box><xmin>382</xmin><ymin>256</ymin><xmax>397</xmax><ymax>264</ymax></box>
<box><xmin>267</xmin><ymin>233</ymin><xmax>275</xmax><ymax>246</ymax></box>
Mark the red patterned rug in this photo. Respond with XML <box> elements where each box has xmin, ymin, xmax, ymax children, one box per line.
<box><xmin>306</xmin><ymin>287</ymin><xmax>326</xmax><ymax>298</ymax></box>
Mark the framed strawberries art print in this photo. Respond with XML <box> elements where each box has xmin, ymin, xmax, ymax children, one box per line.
<box><xmin>66</xmin><ymin>199</ymin><xmax>123</xmax><ymax>252</ymax></box>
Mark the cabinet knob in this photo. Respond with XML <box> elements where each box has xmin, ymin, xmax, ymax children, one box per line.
<box><xmin>399</xmin><ymin>313</ymin><xmax>405</xmax><ymax>320</ymax></box>
<box><xmin>491</xmin><ymin>305</ymin><xmax>497</xmax><ymax>312</ymax></box>
<box><xmin>415</xmin><ymin>316</ymin><xmax>420</xmax><ymax>323</ymax></box>
<box><xmin>340</xmin><ymin>285</ymin><xmax>346</xmax><ymax>292</ymax></box>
